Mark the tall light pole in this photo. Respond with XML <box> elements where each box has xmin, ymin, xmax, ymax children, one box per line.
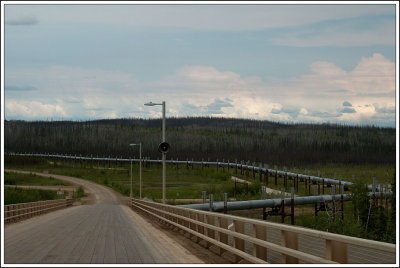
<box><xmin>144</xmin><ymin>101</ymin><xmax>166</xmax><ymax>203</ymax></box>
<box><xmin>129</xmin><ymin>143</ymin><xmax>142</xmax><ymax>199</ymax></box>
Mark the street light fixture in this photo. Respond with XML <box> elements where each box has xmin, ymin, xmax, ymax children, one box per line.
<box><xmin>144</xmin><ymin>101</ymin><xmax>167</xmax><ymax>203</ymax></box>
<box><xmin>129</xmin><ymin>143</ymin><xmax>142</xmax><ymax>199</ymax></box>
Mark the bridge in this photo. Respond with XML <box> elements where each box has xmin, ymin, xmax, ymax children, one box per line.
<box><xmin>3</xmin><ymin>170</ymin><xmax>214</xmax><ymax>264</ymax></box>
<box><xmin>3</xmin><ymin>170</ymin><xmax>397</xmax><ymax>264</ymax></box>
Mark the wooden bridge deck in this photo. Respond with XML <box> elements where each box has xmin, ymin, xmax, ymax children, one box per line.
<box><xmin>4</xmin><ymin>170</ymin><xmax>204</xmax><ymax>264</ymax></box>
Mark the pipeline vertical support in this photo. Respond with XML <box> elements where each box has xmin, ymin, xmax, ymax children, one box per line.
<box><xmin>262</xmin><ymin>186</ymin><xmax>267</xmax><ymax>220</ymax></box>
<box><xmin>284</xmin><ymin>173</ymin><xmax>286</xmax><ymax>190</ymax></box>
<box><xmin>202</xmin><ymin>191</ymin><xmax>207</xmax><ymax>204</ymax></box>
<box><xmin>281</xmin><ymin>189</ymin><xmax>285</xmax><ymax>224</ymax></box>
<box><xmin>290</xmin><ymin>188</ymin><xmax>295</xmax><ymax>225</ymax></box>
<box><xmin>322</xmin><ymin>179</ymin><xmax>325</xmax><ymax>194</ymax></box>
<box><xmin>305</xmin><ymin>175</ymin><xmax>308</xmax><ymax>191</ymax></box>
<box><xmin>234</xmin><ymin>179</ymin><xmax>237</xmax><ymax>198</ymax></box>
<box><xmin>262</xmin><ymin>186</ymin><xmax>266</xmax><ymax>200</ymax></box>
<box><xmin>209</xmin><ymin>194</ymin><xmax>214</xmax><ymax>212</ymax></box>
<box><xmin>235</xmin><ymin>159</ymin><xmax>238</xmax><ymax>174</ymax></box>
<box><xmin>372</xmin><ymin>177</ymin><xmax>377</xmax><ymax>207</ymax></box>
<box><xmin>385</xmin><ymin>184</ymin><xmax>389</xmax><ymax>211</ymax></box>
<box><xmin>265</xmin><ymin>169</ymin><xmax>269</xmax><ymax>186</ymax></box>
<box><xmin>275</xmin><ymin>170</ymin><xmax>278</xmax><ymax>186</ymax></box>
<box><xmin>223</xmin><ymin>193</ymin><xmax>228</xmax><ymax>214</ymax></box>
<box><xmin>252</xmin><ymin>163</ymin><xmax>255</xmax><ymax>179</ymax></box>
<box><xmin>314</xmin><ymin>185</ymin><xmax>318</xmax><ymax>218</ymax></box>
<box><xmin>340</xmin><ymin>184</ymin><xmax>344</xmax><ymax>220</ymax></box>
<box><xmin>332</xmin><ymin>186</ymin><xmax>336</xmax><ymax>221</ymax></box>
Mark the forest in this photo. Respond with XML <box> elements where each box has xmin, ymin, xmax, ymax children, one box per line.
<box><xmin>4</xmin><ymin>117</ymin><xmax>396</xmax><ymax>167</ymax></box>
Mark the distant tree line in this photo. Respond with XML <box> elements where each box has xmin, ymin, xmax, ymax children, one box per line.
<box><xmin>4</xmin><ymin>117</ymin><xmax>396</xmax><ymax>167</ymax></box>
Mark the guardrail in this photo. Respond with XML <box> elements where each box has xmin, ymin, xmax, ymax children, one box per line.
<box><xmin>130</xmin><ymin>198</ymin><xmax>396</xmax><ymax>264</ymax></box>
<box><xmin>4</xmin><ymin>198</ymin><xmax>73</xmax><ymax>224</ymax></box>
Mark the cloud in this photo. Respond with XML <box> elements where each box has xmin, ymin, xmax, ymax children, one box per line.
<box><xmin>271</xmin><ymin>18</ymin><xmax>395</xmax><ymax>47</ymax></box>
<box><xmin>342</xmin><ymin>101</ymin><xmax>352</xmax><ymax>107</ymax></box>
<box><xmin>340</xmin><ymin>107</ymin><xmax>357</xmax><ymax>114</ymax></box>
<box><xmin>5</xmin><ymin>15</ymin><xmax>38</xmax><ymax>26</ymax></box>
<box><xmin>5</xmin><ymin>100</ymin><xmax>66</xmax><ymax>119</ymax></box>
<box><xmin>373</xmin><ymin>104</ymin><xmax>395</xmax><ymax>114</ymax></box>
<box><xmin>293</xmin><ymin>53</ymin><xmax>395</xmax><ymax>97</ymax></box>
<box><xmin>4</xmin><ymin>53</ymin><xmax>395</xmax><ymax>127</ymax></box>
<box><xmin>205</xmin><ymin>98</ymin><xmax>233</xmax><ymax>115</ymax></box>
<box><xmin>5</xmin><ymin>85</ymin><xmax>37</xmax><ymax>91</ymax></box>
<box><xmin>5</xmin><ymin>5</ymin><xmax>393</xmax><ymax>31</ymax></box>
<box><xmin>177</xmin><ymin>65</ymin><xmax>241</xmax><ymax>82</ymax></box>
<box><xmin>62</xmin><ymin>97</ymin><xmax>81</xmax><ymax>104</ymax></box>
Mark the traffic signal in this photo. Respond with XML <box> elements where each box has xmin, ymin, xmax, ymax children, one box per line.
<box><xmin>158</xmin><ymin>142</ymin><xmax>170</xmax><ymax>153</ymax></box>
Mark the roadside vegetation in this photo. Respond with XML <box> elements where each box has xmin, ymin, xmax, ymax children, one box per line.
<box><xmin>4</xmin><ymin>117</ymin><xmax>395</xmax><ymax>167</ymax></box>
<box><xmin>3</xmin><ymin>117</ymin><xmax>395</xmax><ymax>243</ymax></box>
<box><xmin>4</xmin><ymin>155</ymin><xmax>395</xmax><ymax>243</ymax></box>
<box><xmin>4</xmin><ymin>187</ymin><xmax>67</xmax><ymax>205</ymax></box>
<box><xmin>4</xmin><ymin>171</ymin><xmax>72</xmax><ymax>186</ymax></box>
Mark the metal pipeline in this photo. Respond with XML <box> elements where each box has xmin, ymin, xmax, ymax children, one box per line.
<box><xmin>11</xmin><ymin>153</ymin><xmax>384</xmax><ymax>191</ymax></box>
<box><xmin>178</xmin><ymin>192</ymin><xmax>392</xmax><ymax>212</ymax></box>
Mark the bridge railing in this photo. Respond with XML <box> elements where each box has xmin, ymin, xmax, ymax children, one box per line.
<box><xmin>4</xmin><ymin>198</ymin><xmax>73</xmax><ymax>224</ymax></box>
<box><xmin>130</xmin><ymin>198</ymin><xmax>396</xmax><ymax>264</ymax></box>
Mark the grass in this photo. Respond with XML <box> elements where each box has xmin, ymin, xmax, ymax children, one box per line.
<box><xmin>4</xmin><ymin>155</ymin><xmax>395</xmax><ymax>243</ymax></box>
<box><xmin>5</xmin><ymin>159</ymin><xmax>236</xmax><ymax>201</ymax></box>
<box><xmin>4</xmin><ymin>187</ymin><xmax>68</xmax><ymax>205</ymax></box>
<box><xmin>4</xmin><ymin>156</ymin><xmax>395</xmax><ymax>200</ymax></box>
<box><xmin>4</xmin><ymin>172</ymin><xmax>72</xmax><ymax>186</ymax></box>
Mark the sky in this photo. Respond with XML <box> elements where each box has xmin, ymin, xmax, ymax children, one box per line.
<box><xmin>1</xmin><ymin>1</ymin><xmax>398</xmax><ymax>127</ymax></box>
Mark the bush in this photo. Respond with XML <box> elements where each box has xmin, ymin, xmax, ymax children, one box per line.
<box><xmin>76</xmin><ymin>186</ymin><xmax>85</xmax><ymax>198</ymax></box>
<box><xmin>5</xmin><ymin>187</ymin><xmax>59</xmax><ymax>205</ymax></box>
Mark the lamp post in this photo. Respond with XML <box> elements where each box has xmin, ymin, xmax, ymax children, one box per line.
<box><xmin>144</xmin><ymin>101</ymin><xmax>166</xmax><ymax>203</ymax></box>
<box><xmin>129</xmin><ymin>143</ymin><xmax>142</xmax><ymax>199</ymax></box>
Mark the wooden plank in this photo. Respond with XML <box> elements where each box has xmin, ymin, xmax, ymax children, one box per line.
<box><xmin>233</xmin><ymin>220</ymin><xmax>245</xmax><ymax>263</ymax></box>
<box><xmin>326</xmin><ymin>239</ymin><xmax>348</xmax><ymax>263</ymax></box>
<box><xmin>189</xmin><ymin>211</ymin><xmax>198</xmax><ymax>242</ymax></box>
<box><xmin>113</xmin><ymin>211</ymin><xmax>130</xmax><ymax>264</ymax></box>
<box><xmin>253</xmin><ymin>224</ymin><xmax>267</xmax><ymax>261</ymax></box>
<box><xmin>103</xmin><ymin>207</ymin><xmax>117</xmax><ymax>263</ymax></box>
<box><xmin>218</xmin><ymin>217</ymin><xmax>229</xmax><ymax>256</ymax></box>
<box><xmin>206</xmin><ymin>214</ymin><xmax>215</xmax><ymax>249</ymax></box>
<box><xmin>68</xmin><ymin>208</ymin><xmax>104</xmax><ymax>263</ymax></box>
<box><xmin>281</xmin><ymin>230</ymin><xmax>298</xmax><ymax>264</ymax></box>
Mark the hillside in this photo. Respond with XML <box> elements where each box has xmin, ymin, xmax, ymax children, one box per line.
<box><xmin>4</xmin><ymin>117</ymin><xmax>396</xmax><ymax>166</ymax></box>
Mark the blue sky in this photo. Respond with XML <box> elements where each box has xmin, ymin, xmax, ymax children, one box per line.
<box><xmin>2</xmin><ymin>2</ymin><xmax>398</xmax><ymax>127</ymax></box>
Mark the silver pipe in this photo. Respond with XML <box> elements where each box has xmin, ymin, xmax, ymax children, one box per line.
<box><xmin>10</xmin><ymin>152</ymin><xmax>383</xmax><ymax>190</ymax></box>
<box><xmin>179</xmin><ymin>192</ymin><xmax>392</xmax><ymax>212</ymax></box>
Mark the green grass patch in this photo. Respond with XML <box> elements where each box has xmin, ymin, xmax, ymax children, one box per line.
<box><xmin>4</xmin><ymin>172</ymin><xmax>72</xmax><ymax>186</ymax></box>
<box><xmin>5</xmin><ymin>187</ymin><xmax>66</xmax><ymax>205</ymax></box>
